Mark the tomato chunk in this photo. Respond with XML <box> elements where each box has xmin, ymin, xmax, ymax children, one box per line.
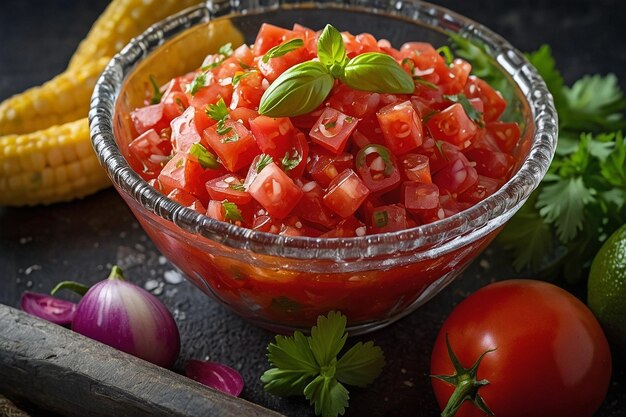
<box><xmin>400</xmin><ymin>153</ymin><xmax>431</xmax><ymax>183</ymax></box>
<box><xmin>426</xmin><ymin>103</ymin><xmax>477</xmax><ymax>148</ymax></box>
<box><xmin>248</xmin><ymin>161</ymin><xmax>303</xmax><ymax>219</ymax></box>
<box><xmin>170</xmin><ymin>106</ymin><xmax>214</xmax><ymax>153</ymax></box>
<box><xmin>323</xmin><ymin>169</ymin><xmax>371</xmax><ymax>218</ymax></box>
<box><xmin>205</xmin><ymin>174</ymin><xmax>252</xmax><ymax>205</ymax></box>
<box><xmin>310</xmin><ymin>108</ymin><xmax>359</xmax><ymax>154</ymax></box>
<box><xmin>166</xmin><ymin>188</ymin><xmax>206</xmax><ymax>214</ymax></box>
<box><xmin>131</xmin><ymin>103</ymin><xmax>169</xmax><ymax>135</ymax></box>
<box><xmin>158</xmin><ymin>153</ymin><xmax>221</xmax><ymax>201</ymax></box>
<box><xmin>293</xmin><ymin>181</ymin><xmax>338</xmax><ymax>230</ymax></box>
<box><xmin>376</xmin><ymin>100</ymin><xmax>423</xmax><ymax>155</ymax></box>
<box><xmin>127</xmin><ymin>129</ymin><xmax>172</xmax><ymax>180</ymax></box>
<box><xmin>369</xmin><ymin>204</ymin><xmax>407</xmax><ymax>234</ymax></box>
<box><xmin>203</xmin><ymin>120</ymin><xmax>261</xmax><ymax>172</ymax></box>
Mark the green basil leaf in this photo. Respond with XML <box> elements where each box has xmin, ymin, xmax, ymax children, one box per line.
<box><xmin>317</xmin><ymin>24</ymin><xmax>347</xmax><ymax>71</ymax></box>
<box><xmin>259</xmin><ymin>61</ymin><xmax>334</xmax><ymax>117</ymax></box>
<box><xmin>343</xmin><ymin>52</ymin><xmax>414</xmax><ymax>94</ymax></box>
<box><xmin>263</xmin><ymin>38</ymin><xmax>304</xmax><ymax>63</ymax></box>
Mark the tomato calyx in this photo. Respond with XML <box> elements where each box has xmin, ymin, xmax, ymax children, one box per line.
<box><xmin>431</xmin><ymin>334</ymin><xmax>496</xmax><ymax>417</ymax></box>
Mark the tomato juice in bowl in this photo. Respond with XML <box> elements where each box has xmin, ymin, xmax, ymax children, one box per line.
<box><xmin>90</xmin><ymin>1</ymin><xmax>557</xmax><ymax>334</ymax></box>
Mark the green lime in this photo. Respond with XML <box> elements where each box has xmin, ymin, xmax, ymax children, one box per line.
<box><xmin>588</xmin><ymin>223</ymin><xmax>626</xmax><ymax>358</ymax></box>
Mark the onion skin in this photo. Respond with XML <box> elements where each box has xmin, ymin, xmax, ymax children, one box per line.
<box><xmin>71</xmin><ymin>266</ymin><xmax>180</xmax><ymax>368</ymax></box>
<box><xmin>20</xmin><ymin>291</ymin><xmax>76</xmax><ymax>325</ymax></box>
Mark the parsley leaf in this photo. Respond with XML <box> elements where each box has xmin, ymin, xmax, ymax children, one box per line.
<box><xmin>261</xmin><ymin>311</ymin><xmax>384</xmax><ymax>417</ymax></box>
<box><xmin>222</xmin><ymin>200</ymin><xmax>244</xmax><ymax>223</ymax></box>
<box><xmin>229</xmin><ymin>183</ymin><xmax>246</xmax><ymax>192</ymax></box>
<box><xmin>189</xmin><ymin>143</ymin><xmax>220</xmax><ymax>169</ymax></box>
<box><xmin>206</xmin><ymin>98</ymin><xmax>230</xmax><ymax>121</ymax></box>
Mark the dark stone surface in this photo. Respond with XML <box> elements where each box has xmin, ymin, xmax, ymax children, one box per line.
<box><xmin>0</xmin><ymin>1</ymin><xmax>624</xmax><ymax>416</ymax></box>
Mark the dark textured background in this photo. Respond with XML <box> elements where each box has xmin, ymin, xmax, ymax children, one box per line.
<box><xmin>1</xmin><ymin>1</ymin><xmax>625</xmax><ymax>416</ymax></box>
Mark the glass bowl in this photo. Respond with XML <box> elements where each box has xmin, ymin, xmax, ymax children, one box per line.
<box><xmin>90</xmin><ymin>0</ymin><xmax>557</xmax><ymax>334</ymax></box>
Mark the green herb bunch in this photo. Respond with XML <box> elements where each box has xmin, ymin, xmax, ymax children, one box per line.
<box><xmin>261</xmin><ymin>311</ymin><xmax>385</xmax><ymax>417</ymax></box>
<box><xmin>452</xmin><ymin>37</ymin><xmax>626</xmax><ymax>282</ymax></box>
<box><xmin>258</xmin><ymin>25</ymin><xmax>414</xmax><ymax>117</ymax></box>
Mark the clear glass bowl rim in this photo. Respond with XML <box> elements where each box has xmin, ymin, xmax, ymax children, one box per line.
<box><xmin>89</xmin><ymin>0</ymin><xmax>558</xmax><ymax>261</ymax></box>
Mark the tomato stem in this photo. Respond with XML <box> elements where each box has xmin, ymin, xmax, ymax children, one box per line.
<box><xmin>431</xmin><ymin>334</ymin><xmax>496</xmax><ymax>417</ymax></box>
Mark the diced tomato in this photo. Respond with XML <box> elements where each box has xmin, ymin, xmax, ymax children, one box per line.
<box><xmin>166</xmin><ymin>188</ymin><xmax>206</xmax><ymax>214</ymax></box>
<box><xmin>464</xmin><ymin>147</ymin><xmax>515</xmax><ymax>178</ymax></box>
<box><xmin>131</xmin><ymin>103</ymin><xmax>169</xmax><ymax>135</ymax></box>
<box><xmin>464</xmin><ymin>76</ymin><xmax>506</xmax><ymax>122</ymax></box>
<box><xmin>426</xmin><ymin>103</ymin><xmax>477</xmax><ymax>148</ymax></box>
<box><xmin>351</xmin><ymin>115</ymin><xmax>385</xmax><ymax>149</ymax></box>
<box><xmin>250</xmin><ymin>116</ymin><xmax>295</xmax><ymax>160</ymax></box>
<box><xmin>355</xmin><ymin>145</ymin><xmax>401</xmax><ymax>194</ymax></box>
<box><xmin>283</xmin><ymin>131</ymin><xmax>309</xmax><ymax>179</ymax></box>
<box><xmin>399</xmin><ymin>42</ymin><xmax>449</xmax><ymax>85</ymax></box>
<box><xmin>248</xmin><ymin>162</ymin><xmax>303</xmax><ymax>219</ymax></box>
<box><xmin>203</xmin><ymin>120</ymin><xmax>261</xmax><ymax>172</ymax></box>
<box><xmin>230</xmin><ymin>71</ymin><xmax>266</xmax><ymax>110</ymax></box>
<box><xmin>403</xmin><ymin>182</ymin><xmax>443</xmax><ymax>223</ymax></box>
<box><xmin>320</xmin><ymin>216</ymin><xmax>367</xmax><ymax>238</ymax></box>
<box><xmin>205</xmin><ymin>174</ymin><xmax>252</xmax><ymax>205</ymax></box>
<box><xmin>293</xmin><ymin>181</ymin><xmax>338</xmax><ymax>229</ymax></box>
<box><xmin>440</xmin><ymin>58</ymin><xmax>471</xmax><ymax>95</ymax></box>
<box><xmin>306</xmin><ymin>147</ymin><xmax>354</xmax><ymax>188</ymax></box>
<box><xmin>457</xmin><ymin>175</ymin><xmax>501</xmax><ymax>205</ymax></box>
<box><xmin>233</xmin><ymin>44</ymin><xmax>255</xmax><ymax>67</ymax></box>
<box><xmin>376</xmin><ymin>100</ymin><xmax>423</xmax><ymax>155</ymax></box>
<box><xmin>309</xmin><ymin>108</ymin><xmax>359</xmax><ymax>154</ymax></box>
<box><xmin>230</xmin><ymin>107</ymin><xmax>259</xmax><ymax>129</ymax></box>
<box><xmin>400</xmin><ymin>153</ymin><xmax>431</xmax><ymax>183</ymax></box>
<box><xmin>432</xmin><ymin>153</ymin><xmax>478</xmax><ymax>194</ymax></box>
<box><xmin>291</xmin><ymin>107</ymin><xmax>325</xmax><ymax>129</ymax></box>
<box><xmin>328</xmin><ymin>85</ymin><xmax>381</xmax><ymax>118</ymax></box>
<box><xmin>216</xmin><ymin>57</ymin><xmax>246</xmax><ymax>80</ymax></box>
<box><xmin>281</xmin><ymin>216</ymin><xmax>324</xmax><ymax>237</ymax></box>
<box><xmin>190</xmin><ymin>83</ymin><xmax>233</xmax><ymax>110</ymax></box>
<box><xmin>368</xmin><ymin>204</ymin><xmax>407</xmax><ymax>234</ymax></box>
<box><xmin>258</xmin><ymin>46</ymin><xmax>308</xmax><ymax>82</ymax></box>
<box><xmin>170</xmin><ymin>106</ymin><xmax>214</xmax><ymax>153</ymax></box>
<box><xmin>323</xmin><ymin>169</ymin><xmax>371</xmax><ymax>218</ymax></box>
<box><xmin>147</xmin><ymin>178</ymin><xmax>163</xmax><ymax>193</ymax></box>
<box><xmin>252</xmin><ymin>23</ymin><xmax>294</xmax><ymax>55</ymax></box>
<box><xmin>486</xmin><ymin>121</ymin><xmax>521</xmax><ymax>153</ymax></box>
<box><xmin>417</xmin><ymin>138</ymin><xmax>461</xmax><ymax>173</ymax></box>
<box><xmin>127</xmin><ymin>129</ymin><xmax>172</xmax><ymax>180</ymax></box>
<box><xmin>158</xmin><ymin>153</ymin><xmax>222</xmax><ymax>201</ymax></box>
<box><xmin>355</xmin><ymin>33</ymin><xmax>381</xmax><ymax>54</ymax></box>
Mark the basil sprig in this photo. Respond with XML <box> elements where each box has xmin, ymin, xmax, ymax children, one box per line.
<box><xmin>263</xmin><ymin>39</ymin><xmax>304</xmax><ymax>63</ymax></box>
<box><xmin>259</xmin><ymin>25</ymin><xmax>414</xmax><ymax>117</ymax></box>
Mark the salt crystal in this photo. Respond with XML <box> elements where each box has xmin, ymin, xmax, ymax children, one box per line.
<box><xmin>164</xmin><ymin>270</ymin><xmax>184</xmax><ymax>285</ymax></box>
<box><xmin>24</xmin><ymin>265</ymin><xmax>42</xmax><ymax>275</ymax></box>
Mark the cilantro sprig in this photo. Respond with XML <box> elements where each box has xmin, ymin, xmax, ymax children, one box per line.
<box><xmin>451</xmin><ymin>38</ymin><xmax>626</xmax><ymax>282</ymax></box>
<box><xmin>261</xmin><ymin>311</ymin><xmax>385</xmax><ymax>417</ymax></box>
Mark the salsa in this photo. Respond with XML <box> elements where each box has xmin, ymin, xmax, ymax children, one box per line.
<box><xmin>127</xmin><ymin>23</ymin><xmax>519</xmax><ymax>238</ymax></box>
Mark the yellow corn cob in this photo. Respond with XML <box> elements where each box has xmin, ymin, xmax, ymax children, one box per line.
<box><xmin>0</xmin><ymin>57</ymin><xmax>110</xmax><ymax>136</ymax></box>
<box><xmin>68</xmin><ymin>0</ymin><xmax>202</xmax><ymax>71</ymax></box>
<box><xmin>0</xmin><ymin>119</ymin><xmax>110</xmax><ymax>206</ymax></box>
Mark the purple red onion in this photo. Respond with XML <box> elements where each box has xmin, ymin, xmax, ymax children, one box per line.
<box><xmin>20</xmin><ymin>291</ymin><xmax>77</xmax><ymax>325</ymax></box>
<box><xmin>71</xmin><ymin>266</ymin><xmax>180</xmax><ymax>368</ymax></box>
<box><xmin>185</xmin><ymin>360</ymin><xmax>245</xmax><ymax>396</ymax></box>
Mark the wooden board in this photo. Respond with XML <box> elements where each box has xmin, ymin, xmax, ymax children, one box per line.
<box><xmin>0</xmin><ymin>305</ymin><xmax>283</xmax><ymax>417</ymax></box>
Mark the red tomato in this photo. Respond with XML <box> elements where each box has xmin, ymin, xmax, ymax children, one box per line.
<box><xmin>130</xmin><ymin>103</ymin><xmax>169</xmax><ymax>135</ymax></box>
<box><xmin>258</xmin><ymin>46</ymin><xmax>308</xmax><ymax>82</ymax></box>
<box><xmin>486</xmin><ymin>121</ymin><xmax>521</xmax><ymax>153</ymax></box>
<box><xmin>293</xmin><ymin>181</ymin><xmax>338</xmax><ymax>230</ymax></box>
<box><xmin>203</xmin><ymin>120</ymin><xmax>261</xmax><ymax>172</ymax></box>
<box><xmin>432</xmin><ymin>153</ymin><xmax>478</xmax><ymax>194</ymax></box>
<box><xmin>230</xmin><ymin>71</ymin><xmax>266</xmax><ymax>110</ymax></box>
<box><xmin>306</xmin><ymin>147</ymin><xmax>354</xmax><ymax>188</ymax></box>
<box><xmin>328</xmin><ymin>84</ymin><xmax>381</xmax><ymax>118</ymax></box>
<box><xmin>351</xmin><ymin>115</ymin><xmax>385</xmax><ymax>149</ymax></box>
<box><xmin>322</xmin><ymin>169</ymin><xmax>371</xmax><ymax>218</ymax></box>
<box><xmin>190</xmin><ymin>83</ymin><xmax>233</xmax><ymax>110</ymax></box>
<box><xmin>230</xmin><ymin>107</ymin><xmax>259</xmax><ymax>129</ymax></box>
<box><xmin>355</xmin><ymin>145</ymin><xmax>401</xmax><ymax>194</ymax></box>
<box><xmin>440</xmin><ymin>58</ymin><xmax>471</xmax><ymax>95</ymax></box>
<box><xmin>464</xmin><ymin>147</ymin><xmax>514</xmax><ymax>179</ymax></box>
<box><xmin>284</xmin><ymin>131</ymin><xmax>309</xmax><ymax>179</ymax></box>
<box><xmin>464</xmin><ymin>76</ymin><xmax>506</xmax><ymax>122</ymax></box>
<box><xmin>158</xmin><ymin>153</ymin><xmax>222</xmax><ymax>201</ymax></box>
<box><xmin>399</xmin><ymin>153</ymin><xmax>431</xmax><ymax>183</ymax></box>
<box><xmin>457</xmin><ymin>175</ymin><xmax>501</xmax><ymax>205</ymax></box>
<box><xmin>170</xmin><ymin>106</ymin><xmax>214</xmax><ymax>153</ymax></box>
<box><xmin>309</xmin><ymin>108</ymin><xmax>359</xmax><ymax>154</ymax></box>
<box><xmin>368</xmin><ymin>204</ymin><xmax>407</xmax><ymax>234</ymax></box>
<box><xmin>376</xmin><ymin>100</ymin><xmax>423</xmax><ymax>155</ymax></box>
<box><xmin>320</xmin><ymin>216</ymin><xmax>367</xmax><ymax>238</ymax></box>
<box><xmin>403</xmin><ymin>181</ymin><xmax>440</xmax><ymax>212</ymax></box>
<box><xmin>166</xmin><ymin>188</ymin><xmax>206</xmax><ymax>214</ymax></box>
<box><xmin>431</xmin><ymin>280</ymin><xmax>612</xmax><ymax>417</ymax></box>
<box><xmin>247</xmin><ymin>161</ymin><xmax>303</xmax><ymax>219</ymax></box>
<box><xmin>252</xmin><ymin>23</ymin><xmax>294</xmax><ymax>55</ymax></box>
<box><xmin>249</xmin><ymin>116</ymin><xmax>295</xmax><ymax>160</ymax></box>
<box><xmin>127</xmin><ymin>129</ymin><xmax>172</xmax><ymax>180</ymax></box>
<box><xmin>426</xmin><ymin>103</ymin><xmax>477</xmax><ymax>148</ymax></box>
<box><xmin>205</xmin><ymin>174</ymin><xmax>252</xmax><ymax>205</ymax></box>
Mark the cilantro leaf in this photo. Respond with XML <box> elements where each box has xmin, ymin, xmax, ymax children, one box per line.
<box><xmin>304</xmin><ymin>376</ymin><xmax>350</xmax><ymax>417</ymax></box>
<box><xmin>256</xmin><ymin>154</ymin><xmax>274</xmax><ymax>173</ymax></box>
<box><xmin>282</xmin><ymin>150</ymin><xmax>302</xmax><ymax>172</ymax></box>
<box><xmin>186</xmin><ymin>72</ymin><xmax>209</xmax><ymax>96</ymax></box>
<box><xmin>600</xmin><ymin>131</ymin><xmax>626</xmax><ymax>188</ymax></box>
<box><xmin>206</xmin><ymin>98</ymin><xmax>229</xmax><ymax>122</ymax></box>
<box><xmin>222</xmin><ymin>200</ymin><xmax>244</xmax><ymax>223</ymax></box>
<box><xmin>498</xmin><ymin>193</ymin><xmax>553</xmax><ymax>271</ymax></box>
<box><xmin>261</xmin><ymin>312</ymin><xmax>384</xmax><ymax>417</ymax></box>
<box><xmin>218</xmin><ymin>42</ymin><xmax>234</xmax><ymax>57</ymax></box>
<box><xmin>149</xmin><ymin>75</ymin><xmax>163</xmax><ymax>104</ymax></box>
<box><xmin>336</xmin><ymin>341</ymin><xmax>385</xmax><ymax>387</ymax></box>
<box><xmin>537</xmin><ymin>177</ymin><xmax>596</xmax><ymax>243</ymax></box>
<box><xmin>309</xmin><ymin>311</ymin><xmax>347</xmax><ymax>367</ymax></box>
<box><xmin>526</xmin><ymin>45</ymin><xmax>567</xmax><ymax>112</ymax></box>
